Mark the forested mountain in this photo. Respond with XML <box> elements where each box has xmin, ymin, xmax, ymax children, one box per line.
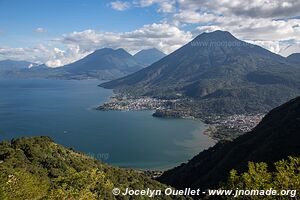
<box><xmin>62</xmin><ymin>48</ymin><xmax>144</xmax><ymax>79</ymax></box>
<box><xmin>101</xmin><ymin>31</ymin><xmax>300</xmax><ymax>115</ymax></box>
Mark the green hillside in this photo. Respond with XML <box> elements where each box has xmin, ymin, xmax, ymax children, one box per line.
<box><xmin>0</xmin><ymin>136</ymin><xmax>188</xmax><ymax>200</ymax></box>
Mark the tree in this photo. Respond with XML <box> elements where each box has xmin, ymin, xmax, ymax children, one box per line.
<box><xmin>224</xmin><ymin>157</ymin><xmax>300</xmax><ymax>200</ymax></box>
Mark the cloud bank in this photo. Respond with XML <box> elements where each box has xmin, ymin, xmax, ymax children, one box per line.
<box><xmin>1</xmin><ymin>0</ymin><xmax>300</xmax><ymax>67</ymax></box>
<box><xmin>0</xmin><ymin>23</ymin><xmax>192</xmax><ymax>67</ymax></box>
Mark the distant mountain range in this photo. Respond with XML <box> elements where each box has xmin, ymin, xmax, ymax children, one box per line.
<box><xmin>0</xmin><ymin>48</ymin><xmax>166</xmax><ymax>80</ymax></box>
<box><xmin>133</xmin><ymin>48</ymin><xmax>166</xmax><ymax>66</ymax></box>
<box><xmin>61</xmin><ymin>48</ymin><xmax>143</xmax><ymax>79</ymax></box>
<box><xmin>61</xmin><ymin>48</ymin><xmax>166</xmax><ymax>79</ymax></box>
<box><xmin>101</xmin><ymin>30</ymin><xmax>300</xmax><ymax>115</ymax></box>
<box><xmin>158</xmin><ymin>95</ymin><xmax>300</xmax><ymax>189</ymax></box>
<box><xmin>0</xmin><ymin>59</ymin><xmax>40</xmax><ymax>78</ymax></box>
<box><xmin>0</xmin><ymin>59</ymin><xmax>37</xmax><ymax>70</ymax></box>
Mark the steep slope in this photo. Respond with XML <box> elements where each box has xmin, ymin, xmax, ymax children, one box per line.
<box><xmin>63</xmin><ymin>48</ymin><xmax>143</xmax><ymax>79</ymax></box>
<box><xmin>158</xmin><ymin>96</ymin><xmax>300</xmax><ymax>189</ymax></box>
<box><xmin>0</xmin><ymin>136</ymin><xmax>188</xmax><ymax>200</ymax></box>
<box><xmin>287</xmin><ymin>53</ymin><xmax>300</xmax><ymax>64</ymax></box>
<box><xmin>133</xmin><ymin>48</ymin><xmax>166</xmax><ymax>66</ymax></box>
<box><xmin>101</xmin><ymin>31</ymin><xmax>300</xmax><ymax>114</ymax></box>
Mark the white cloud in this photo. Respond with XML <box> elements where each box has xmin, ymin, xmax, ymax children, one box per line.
<box><xmin>113</xmin><ymin>0</ymin><xmax>300</xmax><ymax>55</ymax></box>
<box><xmin>279</xmin><ymin>42</ymin><xmax>300</xmax><ymax>56</ymax></box>
<box><xmin>0</xmin><ymin>44</ymin><xmax>89</xmax><ymax>68</ymax></box>
<box><xmin>0</xmin><ymin>23</ymin><xmax>192</xmax><ymax>67</ymax></box>
<box><xmin>169</xmin><ymin>0</ymin><xmax>300</xmax><ymax>55</ymax></box>
<box><xmin>55</xmin><ymin>23</ymin><xmax>192</xmax><ymax>66</ymax></box>
<box><xmin>191</xmin><ymin>16</ymin><xmax>300</xmax><ymax>55</ymax></box>
<box><xmin>35</xmin><ymin>27</ymin><xmax>47</xmax><ymax>33</ymax></box>
<box><xmin>115</xmin><ymin>0</ymin><xmax>300</xmax><ymax>55</ymax></box>
<box><xmin>174</xmin><ymin>11</ymin><xmax>218</xmax><ymax>24</ymax></box>
<box><xmin>110</xmin><ymin>0</ymin><xmax>176</xmax><ymax>12</ymax></box>
<box><xmin>45</xmin><ymin>45</ymin><xmax>91</xmax><ymax>67</ymax></box>
<box><xmin>3</xmin><ymin>0</ymin><xmax>300</xmax><ymax>66</ymax></box>
<box><xmin>0</xmin><ymin>45</ymin><xmax>49</xmax><ymax>63</ymax></box>
<box><xmin>58</xmin><ymin>23</ymin><xmax>192</xmax><ymax>55</ymax></box>
<box><xmin>141</xmin><ymin>0</ymin><xmax>176</xmax><ymax>13</ymax></box>
<box><xmin>177</xmin><ymin>0</ymin><xmax>300</xmax><ymax>19</ymax></box>
<box><xmin>110</xmin><ymin>1</ymin><xmax>130</xmax><ymax>11</ymax></box>
<box><xmin>247</xmin><ymin>40</ymin><xmax>282</xmax><ymax>54</ymax></box>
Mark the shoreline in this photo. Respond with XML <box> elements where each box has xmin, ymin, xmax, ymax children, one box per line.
<box><xmin>97</xmin><ymin>93</ymin><xmax>265</xmax><ymax>141</ymax></box>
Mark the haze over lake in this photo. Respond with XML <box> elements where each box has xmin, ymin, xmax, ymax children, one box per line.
<box><xmin>0</xmin><ymin>78</ymin><xmax>215</xmax><ymax>169</ymax></box>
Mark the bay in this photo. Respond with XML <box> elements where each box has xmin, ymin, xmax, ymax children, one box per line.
<box><xmin>0</xmin><ymin>78</ymin><xmax>215</xmax><ymax>170</ymax></box>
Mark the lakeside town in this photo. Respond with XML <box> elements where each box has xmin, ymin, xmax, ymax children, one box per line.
<box><xmin>203</xmin><ymin>114</ymin><xmax>265</xmax><ymax>141</ymax></box>
<box><xmin>98</xmin><ymin>95</ymin><xmax>265</xmax><ymax>141</ymax></box>
<box><xmin>98</xmin><ymin>95</ymin><xmax>177</xmax><ymax>111</ymax></box>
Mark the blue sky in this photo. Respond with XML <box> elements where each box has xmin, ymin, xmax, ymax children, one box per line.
<box><xmin>0</xmin><ymin>0</ymin><xmax>162</xmax><ymax>46</ymax></box>
<box><xmin>1</xmin><ymin>0</ymin><xmax>300</xmax><ymax>67</ymax></box>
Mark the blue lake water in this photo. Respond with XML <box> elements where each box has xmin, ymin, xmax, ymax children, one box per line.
<box><xmin>0</xmin><ymin>78</ymin><xmax>215</xmax><ymax>170</ymax></box>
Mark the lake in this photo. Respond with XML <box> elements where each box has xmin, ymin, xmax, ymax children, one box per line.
<box><xmin>0</xmin><ymin>78</ymin><xmax>216</xmax><ymax>170</ymax></box>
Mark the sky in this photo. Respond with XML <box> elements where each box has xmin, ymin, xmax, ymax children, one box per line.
<box><xmin>0</xmin><ymin>0</ymin><xmax>300</xmax><ymax>67</ymax></box>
